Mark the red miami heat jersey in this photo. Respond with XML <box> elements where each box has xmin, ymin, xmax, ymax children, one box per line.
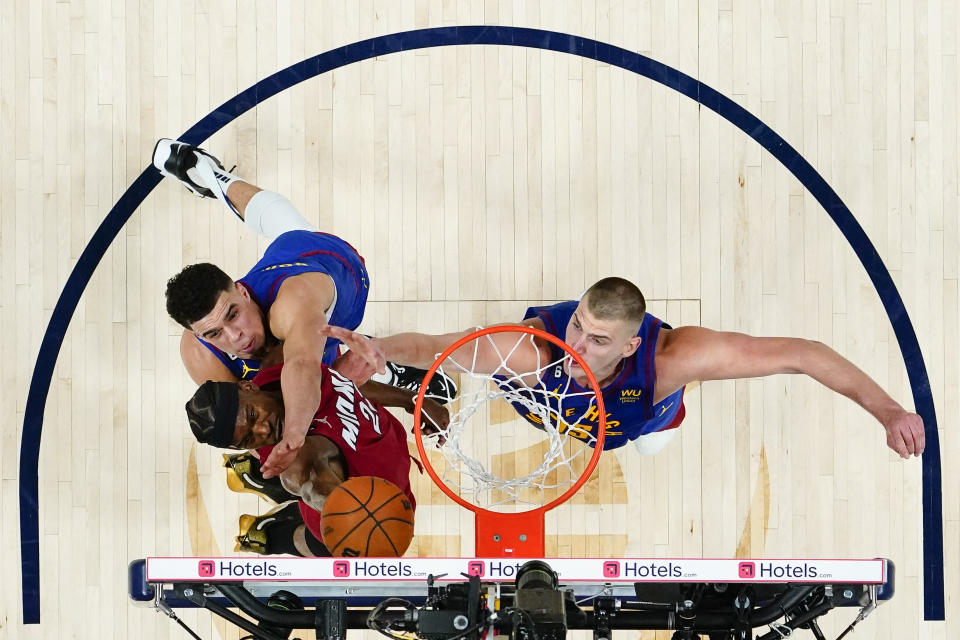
<box><xmin>253</xmin><ymin>364</ymin><xmax>416</xmax><ymax>543</ymax></box>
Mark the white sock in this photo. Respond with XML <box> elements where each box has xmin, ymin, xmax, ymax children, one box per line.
<box><xmin>243</xmin><ymin>190</ymin><xmax>318</xmax><ymax>239</ymax></box>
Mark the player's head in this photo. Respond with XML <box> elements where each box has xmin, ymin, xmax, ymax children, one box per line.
<box><xmin>166</xmin><ymin>263</ymin><xmax>268</xmax><ymax>359</ymax></box>
<box><xmin>185</xmin><ymin>379</ymin><xmax>285</xmax><ymax>450</ymax></box>
<box><xmin>185</xmin><ymin>379</ymin><xmax>348</xmax><ymax>494</ymax></box>
<box><xmin>564</xmin><ymin>277</ymin><xmax>646</xmax><ymax>382</ymax></box>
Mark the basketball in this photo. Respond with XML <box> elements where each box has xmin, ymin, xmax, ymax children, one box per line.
<box><xmin>320</xmin><ymin>476</ymin><xmax>415</xmax><ymax>557</ymax></box>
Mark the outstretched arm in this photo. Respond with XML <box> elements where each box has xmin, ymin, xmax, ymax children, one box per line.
<box><xmin>334</xmin><ymin>320</ymin><xmax>550</xmax><ymax>385</ymax></box>
<box><xmin>258</xmin><ymin>273</ymin><xmax>333</xmax><ymax>478</ymax></box>
<box><xmin>364</xmin><ymin>330</ymin><xmax>481</xmax><ymax>371</ymax></box>
<box><xmin>260</xmin><ymin>273</ymin><xmax>385</xmax><ymax>478</ymax></box>
<box><xmin>354</xmin><ymin>379</ymin><xmax>450</xmax><ymax>444</ymax></box>
<box><xmin>654</xmin><ymin>327</ymin><xmax>925</xmax><ymax>458</ymax></box>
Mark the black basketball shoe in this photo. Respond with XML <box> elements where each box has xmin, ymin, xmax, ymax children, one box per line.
<box><xmin>379</xmin><ymin>360</ymin><xmax>459</xmax><ymax>404</ymax></box>
<box><xmin>223</xmin><ymin>452</ymin><xmax>297</xmax><ymax>504</ymax></box>
<box><xmin>152</xmin><ymin>138</ymin><xmax>229</xmax><ymax>199</ymax></box>
<box><xmin>235</xmin><ymin>501</ymin><xmax>301</xmax><ymax>555</ymax></box>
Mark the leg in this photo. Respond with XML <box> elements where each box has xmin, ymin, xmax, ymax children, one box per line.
<box><xmin>292</xmin><ymin>524</ymin><xmax>312</xmax><ymax>556</ymax></box>
<box><xmin>235</xmin><ymin>501</ymin><xmax>303</xmax><ymax>554</ymax></box>
<box><xmin>235</xmin><ymin>501</ymin><xmax>332</xmax><ymax>556</ymax></box>
<box><xmin>294</xmin><ymin>524</ymin><xmax>332</xmax><ymax>557</ymax></box>
<box><xmin>238</xmin><ymin>188</ymin><xmax>319</xmax><ymax>238</ymax></box>
<box><xmin>153</xmin><ymin>138</ymin><xmax>317</xmax><ymax>239</ymax></box>
<box><xmin>220</xmin><ymin>180</ymin><xmax>319</xmax><ymax>238</ymax></box>
<box><xmin>224</xmin><ymin>180</ymin><xmax>263</xmax><ymax>216</ymax></box>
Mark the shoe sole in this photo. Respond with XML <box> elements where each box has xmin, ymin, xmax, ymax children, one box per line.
<box><xmin>151</xmin><ymin>137</ymin><xmax>224</xmax><ymax>199</ymax></box>
<box><xmin>151</xmin><ymin>138</ymin><xmax>177</xmax><ymax>174</ymax></box>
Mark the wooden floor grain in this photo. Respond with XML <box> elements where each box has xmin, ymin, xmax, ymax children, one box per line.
<box><xmin>2</xmin><ymin>2</ymin><xmax>955</xmax><ymax>638</ymax></box>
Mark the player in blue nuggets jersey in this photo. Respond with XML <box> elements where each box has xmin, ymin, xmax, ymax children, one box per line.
<box><xmin>157</xmin><ymin>138</ymin><xmax>456</xmax><ymax>479</ymax></box>
<box><xmin>338</xmin><ymin>277</ymin><xmax>926</xmax><ymax>459</ymax></box>
<box><xmin>165</xmin><ymin>231</ymin><xmax>371</xmax><ymax>384</ymax></box>
<box><xmin>500</xmin><ymin>300</ymin><xmax>686</xmax><ymax>451</ymax></box>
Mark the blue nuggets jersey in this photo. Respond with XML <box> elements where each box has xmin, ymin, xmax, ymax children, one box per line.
<box><xmin>198</xmin><ymin>231</ymin><xmax>370</xmax><ymax>379</ymax></box>
<box><xmin>503</xmin><ymin>301</ymin><xmax>685</xmax><ymax>450</ymax></box>
<box><xmin>198</xmin><ymin>349</ymin><xmax>263</xmax><ymax>381</ymax></box>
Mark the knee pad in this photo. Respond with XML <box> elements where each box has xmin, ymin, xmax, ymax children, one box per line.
<box><xmin>244</xmin><ymin>190</ymin><xmax>317</xmax><ymax>239</ymax></box>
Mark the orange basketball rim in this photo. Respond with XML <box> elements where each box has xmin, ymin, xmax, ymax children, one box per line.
<box><xmin>412</xmin><ymin>324</ymin><xmax>606</xmax><ymax>558</ymax></box>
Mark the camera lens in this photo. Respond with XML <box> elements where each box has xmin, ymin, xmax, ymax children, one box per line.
<box><xmin>516</xmin><ymin>560</ymin><xmax>558</xmax><ymax>590</ymax></box>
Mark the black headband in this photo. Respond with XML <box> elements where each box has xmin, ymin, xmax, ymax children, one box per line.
<box><xmin>185</xmin><ymin>381</ymin><xmax>239</xmax><ymax>448</ymax></box>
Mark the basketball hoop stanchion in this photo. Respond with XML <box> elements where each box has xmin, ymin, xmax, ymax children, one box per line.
<box><xmin>413</xmin><ymin>325</ymin><xmax>606</xmax><ymax>557</ymax></box>
<box><xmin>133</xmin><ymin>556</ymin><xmax>894</xmax><ymax>638</ymax></box>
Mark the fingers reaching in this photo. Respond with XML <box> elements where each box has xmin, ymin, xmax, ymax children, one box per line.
<box><xmin>332</xmin><ymin>350</ymin><xmax>378</xmax><ymax>385</ymax></box>
<box><xmin>325</xmin><ymin>326</ymin><xmax>387</xmax><ymax>377</ymax></box>
<box><xmin>415</xmin><ymin>397</ymin><xmax>450</xmax><ymax>447</ymax></box>
<box><xmin>261</xmin><ymin>440</ymin><xmax>300</xmax><ymax>478</ymax></box>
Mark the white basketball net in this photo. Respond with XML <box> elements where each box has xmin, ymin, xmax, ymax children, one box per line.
<box><xmin>417</xmin><ymin>330</ymin><xmax>601</xmax><ymax>511</ymax></box>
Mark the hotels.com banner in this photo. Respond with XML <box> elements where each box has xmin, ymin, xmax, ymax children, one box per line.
<box><xmin>146</xmin><ymin>557</ymin><xmax>886</xmax><ymax>584</ymax></box>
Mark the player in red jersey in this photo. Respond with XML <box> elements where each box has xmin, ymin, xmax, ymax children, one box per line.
<box><xmin>185</xmin><ymin>363</ymin><xmax>446</xmax><ymax>556</ymax></box>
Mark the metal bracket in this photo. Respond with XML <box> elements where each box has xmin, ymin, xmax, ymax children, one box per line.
<box><xmin>767</xmin><ymin>620</ymin><xmax>793</xmax><ymax>638</ymax></box>
<box><xmin>854</xmin><ymin>584</ymin><xmax>879</xmax><ymax>624</ymax></box>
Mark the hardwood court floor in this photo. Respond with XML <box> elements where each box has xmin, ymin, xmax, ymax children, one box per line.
<box><xmin>1</xmin><ymin>2</ymin><xmax>956</xmax><ymax>638</ymax></box>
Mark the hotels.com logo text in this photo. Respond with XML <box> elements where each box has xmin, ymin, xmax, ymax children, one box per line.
<box><xmin>195</xmin><ymin>560</ymin><xmax>280</xmax><ymax>578</ymax></box>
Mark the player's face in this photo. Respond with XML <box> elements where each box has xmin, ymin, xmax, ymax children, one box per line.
<box><xmin>231</xmin><ymin>382</ymin><xmax>285</xmax><ymax>450</ymax></box>
<box><xmin>189</xmin><ymin>284</ymin><xmax>267</xmax><ymax>359</ymax></box>
<box><xmin>563</xmin><ymin>304</ymin><xmax>641</xmax><ymax>385</ymax></box>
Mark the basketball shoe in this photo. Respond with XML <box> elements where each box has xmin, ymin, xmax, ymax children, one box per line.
<box><xmin>375</xmin><ymin>361</ymin><xmax>459</xmax><ymax>404</ymax></box>
<box><xmin>152</xmin><ymin>137</ymin><xmax>245</xmax><ymax>220</ymax></box>
<box><xmin>223</xmin><ymin>452</ymin><xmax>297</xmax><ymax>504</ymax></box>
<box><xmin>235</xmin><ymin>501</ymin><xmax>301</xmax><ymax>555</ymax></box>
<box><xmin>152</xmin><ymin>138</ymin><xmax>233</xmax><ymax>198</ymax></box>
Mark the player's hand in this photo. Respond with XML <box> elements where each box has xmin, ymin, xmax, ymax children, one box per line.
<box><xmin>321</xmin><ymin>326</ymin><xmax>386</xmax><ymax>383</ymax></box>
<box><xmin>407</xmin><ymin>397</ymin><xmax>450</xmax><ymax>447</ymax></box>
<box><xmin>332</xmin><ymin>348</ymin><xmax>381</xmax><ymax>385</ymax></box>
<box><xmin>261</xmin><ymin>436</ymin><xmax>305</xmax><ymax>478</ymax></box>
<box><xmin>883</xmin><ymin>410</ymin><xmax>925</xmax><ymax>459</ymax></box>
